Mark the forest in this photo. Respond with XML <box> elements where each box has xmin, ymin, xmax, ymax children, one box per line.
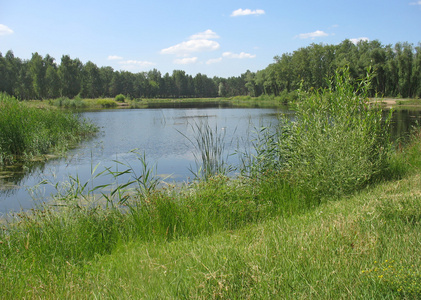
<box><xmin>0</xmin><ymin>39</ymin><xmax>420</xmax><ymax>100</ymax></box>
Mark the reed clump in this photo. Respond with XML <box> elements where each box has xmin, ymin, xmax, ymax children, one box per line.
<box><xmin>249</xmin><ymin>66</ymin><xmax>393</xmax><ymax>200</ymax></box>
<box><xmin>0</xmin><ymin>92</ymin><xmax>97</xmax><ymax>165</ymax></box>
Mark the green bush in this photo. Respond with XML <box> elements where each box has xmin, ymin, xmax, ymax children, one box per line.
<box><xmin>115</xmin><ymin>94</ymin><xmax>125</xmax><ymax>102</ymax></box>
<box><xmin>251</xmin><ymin>66</ymin><xmax>393</xmax><ymax>200</ymax></box>
<box><xmin>96</xmin><ymin>99</ymin><xmax>118</xmax><ymax>108</ymax></box>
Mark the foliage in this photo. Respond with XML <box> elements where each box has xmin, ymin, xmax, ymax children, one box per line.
<box><xmin>1</xmin><ymin>139</ymin><xmax>420</xmax><ymax>297</ymax></box>
<box><xmin>114</xmin><ymin>94</ymin><xmax>125</xmax><ymax>102</ymax></box>
<box><xmin>96</xmin><ymin>98</ymin><xmax>117</xmax><ymax>108</ymax></box>
<box><xmin>0</xmin><ymin>92</ymin><xmax>96</xmax><ymax>165</ymax></box>
<box><xmin>179</xmin><ymin>119</ymin><xmax>233</xmax><ymax>180</ymax></box>
<box><xmin>0</xmin><ymin>61</ymin><xmax>420</xmax><ymax>298</ymax></box>
<box><xmin>250</xmin><ymin>40</ymin><xmax>421</xmax><ymax>99</ymax></box>
<box><xmin>1</xmin><ymin>40</ymin><xmax>420</xmax><ymax>101</ymax></box>
<box><xmin>249</xmin><ymin>67</ymin><xmax>393</xmax><ymax>199</ymax></box>
<box><xmin>50</xmin><ymin>96</ymin><xmax>87</xmax><ymax>108</ymax></box>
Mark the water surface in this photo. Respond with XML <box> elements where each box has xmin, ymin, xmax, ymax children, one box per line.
<box><xmin>0</xmin><ymin>107</ymin><xmax>286</xmax><ymax>213</ymax></box>
<box><xmin>0</xmin><ymin>106</ymin><xmax>420</xmax><ymax>214</ymax></box>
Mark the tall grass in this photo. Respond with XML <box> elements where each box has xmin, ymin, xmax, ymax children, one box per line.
<box><xmin>250</xmin><ymin>66</ymin><xmax>393</xmax><ymax>200</ymax></box>
<box><xmin>50</xmin><ymin>95</ymin><xmax>87</xmax><ymax>109</ymax></box>
<box><xmin>0</xmin><ymin>93</ymin><xmax>97</xmax><ymax>165</ymax></box>
<box><xmin>179</xmin><ymin>119</ymin><xmax>233</xmax><ymax>180</ymax></box>
<box><xmin>0</xmin><ymin>68</ymin><xmax>419</xmax><ymax>298</ymax></box>
<box><xmin>1</xmin><ymin>135</ymin><xmax>420</xmax><ymax>297</ymax></box>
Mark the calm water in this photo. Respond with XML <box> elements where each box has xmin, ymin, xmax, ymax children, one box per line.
<box><xmin>0</xmin><ymin>106</ymin><xmax>420</xmax><ymax>214</ymax></box>
<box><xmin>0</xmin><ymin>107</ymin><xmax>288</xmax><ymax>213</ymax></box>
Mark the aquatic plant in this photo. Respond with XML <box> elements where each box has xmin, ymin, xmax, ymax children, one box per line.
<box><xmin>0</xmin><ymin>92</ymin><xmax>96</xmax><ymax>165</ymax></box>
<box><xmin>179</xmin><ymin>119</ymin><xmax>233</xmax><ymax>180</ymax></box>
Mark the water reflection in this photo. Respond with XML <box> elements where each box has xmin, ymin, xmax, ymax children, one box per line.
<box><xmin>0</xmin><ymin>106</ymin><xmax>420</xmax><ymax>213</ymax></box>
<box><xmin>389</xmin><ymin>109</ymin><xmax>421</xmax><ymax>141</ymax></box>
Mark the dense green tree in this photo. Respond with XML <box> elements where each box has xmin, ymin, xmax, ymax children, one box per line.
<box><xmin>162</xmin><ymin>72</ymin><xmax>176</xmax><ymax>97</ymax></box>
<box><xmin>3</xmin><ymin>50</ymin><xmax>19</xmax><ymax>96</ymax></box>
<box><xmin>43</xmin><ymin>55</ymin><xmax>60</xmax><ymax>99</ymax></box>
<box><xmin>58</xmin><ymin>55</ymin><xmax>82</xmax><ymax>98</ymax></box>
<box><xmin>81</xmin><ymin>61</ymin><xmax>102</xmax><ymax>98</ymax></box>
<box><xmin>29</xmin><ymin>52</ymin><xmax>47</xmax><ymax>99</ymax></box>
<box><xmin>14</xmin><ymin>61</ymin><xmax>34</xmax><ymax>100</ymax></box>
<box><xmin>244</xmin><ymin>70</ymin><xmax>258</xmax><ymax>97</ymax></box>
<box><xmin>98</xmin><ymin>66</ymin><xmax>114</xmax><ymax>98</ymax></box>
<box><xmin>396</xmin><ymin>42</ymin><xmax>414</xmax><ymax>98</ymax></box>
<box><xmin>45</xmin><ymin>64</ymin><xmax>60</xmax><ymax>99</ymax></box>
<box><xmin>120</xmin><ymin>71</ymin><xmax>135</xmax><ymax>97</ymax></box>
<box><xmin>1</xmin><ymin>40</ymin><xmax>420</xmax><ymax>100</ymax></box>
<box><xmin>172</xmin><ymin>70</ymin><xmax>188</xmax><ymax>97</ymax></box>
<box><xmin>0</xmin><ymin>53</ymin><xmax>6</xmax><ymax>93</ymax></box>
<box><xmin>413</xmin><ymin>43</ymin><xmax>421</xmax><ymax>97</ymax></box>
<box><xmin>146</xmin><ymin>69</ymin><xmax>162</xmax><ymax>98</ymax></box>
<box><xmin>109</xmin><ymin>71</ymin><xmax>122</xmax><ymax>97</ymax></box>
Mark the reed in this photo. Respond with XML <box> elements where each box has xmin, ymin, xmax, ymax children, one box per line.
<box><xmin>249</xmin><ymin>66</ymin><xmax>393</xmax><ymax>200</ymax></box>
<box><xmin>0</xmin><ymin>93</ymin><xmax>96</xmax><ymax>165</ymax></box>
<box><xmin>179</xmin><ymin>119</ymin><xmax>233</xmax><ymax>180</ymax></box>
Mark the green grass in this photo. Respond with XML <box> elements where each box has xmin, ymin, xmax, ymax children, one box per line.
<box><xmin>1</xmin><ymin>68</ymin><xmax>420</xmax><ymax>298</ymax></box>
<box><xmin>94</xmin><ymin>170</ymin><xmax>421</xmax><ymax>299</ymax></box>
<box><xmin>0</xmin><ymin>93</ymin><xmax>97</xmax><ymax>165</ymax></box>
<box><xmin>395</xmin><ymin>98</ymin><xmax>421</xmax><ymax>106</ymax></box>
<box><xmin>1</xmin><ymin>141</ymin><xmax>420</xmax><ymax>298</ymax></box>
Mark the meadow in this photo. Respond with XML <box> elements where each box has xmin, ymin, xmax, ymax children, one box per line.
<box><xmin>0</xmin><ymin>67</ymin><xmax>420</xmax><ymax>299</ymax></box>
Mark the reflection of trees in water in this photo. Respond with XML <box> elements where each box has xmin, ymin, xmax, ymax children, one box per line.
<box><xmin>0</xmin><ymin>160</ymin><xmax>48</xmax><ymax>196</ymax></box>
<box><xmin>389</xmin><ymin>109</ymin><xmax>421</xmax><ymax>142</ymax></box>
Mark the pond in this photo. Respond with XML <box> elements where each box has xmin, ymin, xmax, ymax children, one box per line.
<box><xmin>0</xmin><ymin>106</ymin><xmax>420</xmax><ymax>214</ymax></box>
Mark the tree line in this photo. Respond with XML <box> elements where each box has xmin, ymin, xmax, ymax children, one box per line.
<box><xmin>248</xmin><ymin>40</ymin><xmax>421</xmax><ymax>99</ymax></box>
<box><xmin>0</xmin><ymin>51</ymin><xmax>250</xmax><ymax>100</ymax></box>
<box><xmin>0</xmin><ymin>39</ymin><xmax>420</xmax><ymax>100</ymax></box>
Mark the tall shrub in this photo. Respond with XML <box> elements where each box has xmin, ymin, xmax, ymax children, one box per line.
<box><xmin>254</xmin><ymin>66</ymin><xmax>392</xmax><ymax>199</ymax></box>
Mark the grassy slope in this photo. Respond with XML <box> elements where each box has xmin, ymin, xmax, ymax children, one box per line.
<box><xmin>84</xmin><ymin>172</ymin><xmax>421</xmax><ymax>299</ymax></box>
<box><xmin>3</xmin><ymin>139</ymin><xmax>419</xmax><ymax>299</ymax></box>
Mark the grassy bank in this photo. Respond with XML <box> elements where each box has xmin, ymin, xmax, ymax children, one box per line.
<box><xmin>87</xmin><ymin>160</ymin><xmax>421</xmax><ymax>299</ymax></box>
<box><xmin>0</xmin><ymin>131</ymin><xmax>420</xmax><ymax>299</ymax></box>
<box><xmin>29</xmin><ymin>94</ymin><xmax>295</xmax><ymax>110</ymax></box>
<box><xmin>0</xmin><ymin>93</ymin><xmax>97</xmax><ymax>165</ymax></box>
<box><xmin>1</xmin><ymin>68</ymin><xmax>420</xmax><ymax>298</ymax></box>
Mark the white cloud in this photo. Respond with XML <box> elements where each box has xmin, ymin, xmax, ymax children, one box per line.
<box><xmin>0</xmin><ymin>24</ymin><xmax>13</xmax><ymax>36</ymax></box>
<box><xmin>296</xmin><ymin>30</ymin><xmax>329</xmax><ymax>39</ymax></box>
<box><xmin>161</xmin><ymin>34</ymin><xmax>220</xmax><ymax>57</ymax></box>
<box><xmin>189</xmin><ymin>29</ymin><xmax>219</xmax><ymax>40</ymax></box>
<box><xmin>222</xmin><ymin>52</ymin><xmax>256</xmax><ymax>59</ymax></box>
<box><xmin>206</xmin><ymin>57</ymin><xmax>223</xmax><ymax>64</ymax></box>
<box><xmin>174</xmin><ymin>57</ymin><xmax>198</xmax><ymax>65</ymax></box>
<box><xmin>231</xmin><ymin>9</ymin><xmax>265</xmax><ymax>17</ymax></box>
<box><xmin>108</xmin><ymin>55</ymin><xmax>123</xmax><ymax>60</ymax></box>
<box><xmin>409</xmin><ymin>1</ymin><xmax>421</xmax><ymax>5</ymax></box>
<box><xmin>350</xmin><ymin>37</ymin><xmax>370</xmax><ymax>45</ymax></box>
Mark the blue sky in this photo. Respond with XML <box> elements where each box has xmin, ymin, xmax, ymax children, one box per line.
<box><xmin>1</xmin><ymin>0</ymin><xmax>420</xmax><ymax>78</ymax></box>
